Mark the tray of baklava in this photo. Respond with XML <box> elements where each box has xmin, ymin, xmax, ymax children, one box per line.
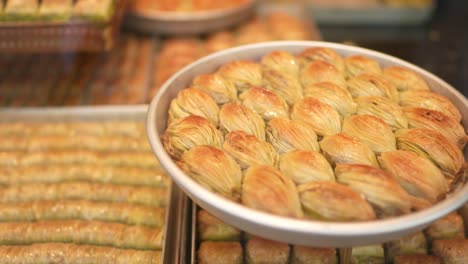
<box><xmin>0</xmin><ymin>106</ymin><xmax>187</xmax><ymax>264</ymax></box>
<box><xmin>187</xmin><ymin>202</ymin><xmax>468</xmax><ymax>264</ymax></box>
<box><xmin>0</xmin><ymin>0</ymin><xmax>127</xmax><ymax>52</ymax></box>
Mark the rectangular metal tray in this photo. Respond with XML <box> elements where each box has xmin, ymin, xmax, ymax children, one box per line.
<box><xmin>187</xmin><ymin>201</ymin><xmax>468</xmax><ymax>264</ymax></box>
<box><xmin>0</xmin><ymin>106</ymin><xmax>189</xmax><ymax>264</ymax></box>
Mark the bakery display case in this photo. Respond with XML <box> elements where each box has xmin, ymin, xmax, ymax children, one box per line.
<box><xmin>0</xmin><ymin>0</ymin><xmax>466</xmax><ymax>263</ymax></box>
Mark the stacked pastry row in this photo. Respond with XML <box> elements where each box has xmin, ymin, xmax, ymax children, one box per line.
<box><xmin>163</xmin><ymin>46</ymin><xmax>467</xmax><ymax>221</ymax></box>
<box><xmin>196</xmin><ymin>209</ymin><xmax>467</xmax><ymax>264</ymax></box>
<box><xmin>131</xmin><ymin>0</ymin><xmax>248</xmax><ymax>12</ymax></box>
<box><xmin>0</xmin><ymin>0</ymin><xmax>115</xmax><ymax>22</ymax></box>
<box><xmin>0</xmin><ymin>121</ymin><xmax>168</xmax><ymax>264</ymax></box>
<box><xmin>150</xmin><ymin>12</ymin><xmax>317</xmax><ymax>98</ymax></box>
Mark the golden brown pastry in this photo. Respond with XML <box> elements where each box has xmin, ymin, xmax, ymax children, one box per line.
<box><xmin>386</xmin><ymin>232</ymin><xmax>428</xmax><ymax>263</ymax></box>
<box><xmin>344</xmin><ymin>55</ymin><xmax>382</xmax><ymax>78</ymax></box>
<box><xmin>395</xmin><ymin>128</ymin><xmax>465</xmax><ymax>181</ymax></box>
<box><xmin>335</xmin><ymin>164</ymin><xmax>430</xmax><ymax>217</ymax></box>
<box><xmin>342</xmin><ymin>114</ymin><xmax>396</xmax><ymax>154</ymax></box>
<box><xmin>242</xmin><ymin>165</ymin><xmax>303</xmax><ymax>218</ymax></box>
<box><xmin>163</xmin><ymin>115</ymin><xmax>224</xmax><ymax>160</ymax></box>
<box><xmin>168</xmin><ymin>88</ymin><xmax>220</xmax><ymax>125</ymax></box>
<box><xmin>266</xmin><ymin>12</ymin><xmax>313</xmax><ymax>41</ymax></box>
<box><xmin>399</xmin><ymin>90</ymin><xmax>462</xmax><ymax>122</ymax></box>
<box><xmin>223</xmin><ymin>131</ymin><xmax>279</xmax><ymax>170</ymax></box>
<box><xmin>205</xmin><ymin>31</ymin><xmax>235</xmax><ymax>54</ymax></box>
<box><xmin>350</xmin><ymin>245</ymin><xmax>385</xmax><ymax>264</ymax></box>
<box><xmin>432</xmin><ymin>238</ymin><xmax>468</xmax><ymax>264</ymax></box>
<box><xmin>235</xmin><ymin>18</ymin><xmax>274</xmax><ymax>45</ymax></box>
<box><xmin>347</xmin><ymin>73</ymin><xmax>399</xmax><ymax>102</ymax></box>
<box><xmin>266</xmin><ymin>118</ymin><xmax>319</xmax><ymax>154</ymax></box>
<box><xmin>298</xmin><ymin>181</ymin><xmax>376</xmax><ymax>221</ymax></box>
<box><xmin>0</xmin><ymin>220</ymin><xmax>164</xmax><ymax>250</ymax></box>
<box><xmin>379</xmin><ymin>150</ymin><xmax>449</xmax><ymax>203</ymax></box>
<box><xmin>246</xmin><ymin>236</ymin><xmax>290</xmax><ymax>264</ymax></box>
<box><xmin>218</xmin><ymin>60</ymin><xmax>262</xmax><ymax>93</ymax></box>
<box><xmin>197</xmin><ymin>210</ymin><xmax>241</xmax><ymax>241</ymax></box>
<box><xmin>192</xmin><ymin>73</ymin><xmax>237</xmax><ymax>104</ymax></box>
<box><xmin>179</xmin><ymin>145</ymin><xmax>242</xmax><ymax>201</ymax></box>
<box><xmin>198</xmin><ymin>241</ymin><xmax>243</xmax><ymax>264</ymax></box>
<box><xmin>0</xmin><ymin>243</ymin><xmax>162</xmax><ymax>264</ymax></box>
<box><xmin>300</xmin><ymin>60</ymin><xmax>346</xmax><ymax>89</ymax></box>
<box><xmin>261</xmin><ymin>52</ymin><xmax>303</xmax><ymax>105</ymax></box>
<box><xmin>425</xmin><ymin>213</ymin><xmax>466</xmax><ymax>243</ymax></box>
<box><xmin>394</xmin><ymin>254</ymin><xmax>440</xmax><ymax>264</ymax></box>
<box><xmin>297</xmin><ymin>47</ymin><xmax>345</xmax><ymax>72</ymax></box>
<box><xmin>303</xmin><ymin>82</ymin><xmax>357</xmax><ymax>117</ymax></box>
<box><xmin>356</xmin><ymin>96</ymin><xmax>408</xmax><ymax>131</ymax></box>
<box><xmin>219</xmin><ymin>103</ymin><xmax>266</xmax><ymax>141</ymax></box>
<box><xmin>291</xmin><ymin>246</ymin><xmax>337</xmax><ymax>264</ymax></box>
<box><xmin>404</xmin><ymin>107</ymin><xmax>467</xmax><ymax>149</ymax></box>
<box><xmin>319</xmin><ymin>133</ymin><xmax>379</xmax><ymax>167</ymax></box>
<box><xmin>383</xmin><ymin>66</ymin><xmax>430</xmax><ymax>91</ymax></box>
<box><xmin>279</xmin><ymin>150</ymin><xmax>334</xmax><ymax>184</ymax></box>
<box><xmin>239</xmin><ymin>87</ymin><xmax>289</xmax><ymax>121</ymax></box>
<box><xmin>291</xmin><ymin>97</ymin><xmax>342</xmax><ymax>137</ymax></box>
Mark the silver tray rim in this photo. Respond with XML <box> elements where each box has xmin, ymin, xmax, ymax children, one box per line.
<box><xmin>147</xmin><ymin>41</ymin><xmax>468</xmax><ymax>247</ymax></box>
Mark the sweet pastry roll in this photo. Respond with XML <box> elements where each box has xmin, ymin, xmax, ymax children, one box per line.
<box><xmin>223</xmin><ymin>131</ymin><xmax>278</xmax><ymax>169</ymax></box>
<box><xmin>279</xmin><ymin>150</ymin><xmax>334</xmax><ymax>184</ymax></box>
<box><xmin>298</xmin><ymin>181</ymin><xmax>376</xmax><ymax>221</ymax></box>
<box><xmin>239</xmin><ymin>87</ymin><xmax>289</xmax><ymax>121</ymax></box>
<box><xmin>303</xmin><ymin>82</ymin><xmax>357</xmax><ymax>117</ymax></box>
<box><xmin>379</xmin><ymin>150</ymin><xmax>449</xmax><ymax>203</ymax></box>
<box><xmin>319</xmin><ymin>133</ymin><xmax>379</xmax><ymax>167</ymax></box>
<box><xmin>335</xmin><ymin>164</ymin><xmax>430</xmax><ymax>217</ymax></box>
<box><xmin>347</xmin><ymin>73</ymin><xmax>399</xmax><ymax>102</ymax></box>
<box><xmin>246</xmin><ymin>236</ymin><xmax>290</xmax><ymax>264</ymax></box>
<box><xmin>192</xmin><ymin>73</ymin><xmax>238</xmax><ymax>104</ymax></box>
<box><xmin>399</xmin><ymin>90</ymin><xmax>462</xmax><ymax>122</ymax></box>
<box><xmin>300</xmin><ymin>61</ymin><xmax>346</xmax><ymax>89</ymax></box>
<box><xmin>163</xmin><ymin>115</ymin><xmax>224</xmax><ymax>160</ymax></box>
<box><xmin>356</xmin><ymin>96</ymin><xmax>408</xmax><ymax>131</ymax></box>
<box><xmin>242</xmin><ymin>165</ymin><xmax>303</xmax><ymax>218</ymax></box>
<box><xmin>291</xmin><ymin>246</ymin><xmax>337</xmax><ymax>264</ymax></box>
<box><xmin>350</xmin><ymin>245</ymin><xmax>385</xmax><ymax>264</ymax></box>
<box><xmin>344</xmin><ymin>55</ymin><xmax>382</xmax><ymax>79</ymax></box>
<box><xmin>197</xmin><ymin>210</ymin><xmax>241</xmax><ymax>241</ymax></box>
<box><xmin>219</xmin><ymin>103</ymin><xmax>266</xmax><ymax>141</ymax></box>
<box><xmin>386</xmin><ymin>232</ymin><xmax>428</xmax><ymax>263</ymax></box>
<box><xmin>342</xmin><ymin>114</ymin><xmax>396</xmax><ymax>154</ymax></box>
<box><xmin>383</xmin><ymin>66</ymin><xmax>430</xmax><ymax>91</ymax></box>
<box><xmin>168</xmin><ymin>87</ymin><xmax>219</xmax><ymax>125</ymax></box>
<box><xmin>198</xmin><ymin>241</ymin><xmax>243</xmax><ymax>264</ymax></box>
<box><xmin>291</xmin><ymin>97</ymin><xmax>342</xmax><ymax>137</ymax></box>
<box><xmin>218</xmin><ymin>60</ymin><xmax>263</xmax><ymax>93</ymax></box>
<box><xmin>266</xmin><ymin>118</ymin><xmax>319</xmax><ymax>154</ymax></box>
<box><xmin>179</xmin><ymin>145</ymin><xmax>242</xmax><ymax>201</ymax></box>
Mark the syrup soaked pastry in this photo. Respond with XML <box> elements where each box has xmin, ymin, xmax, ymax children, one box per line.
<box><xmin>279</xmin><ymin>150</ymin><xmax>334</xmax><ymax>184</ymax></box>
<box><xmin>192</xmin><ymin>73</ymin><xmax>237</xmax><ymax>104</ymax></box>
<box><xmin>239</xmin><ymin>87</ymin><xmax>289</xmax><ymax>121</ymax></box>
<box><xmin>266</xmin><ymin>118</ymin><xmax>319</xmax><ymax>154</ymax></box>
<box><xmin>218</xmin><ymin>60</ymin><xmax>263</xmax><ymax>93</ymax></box>
<box><xmin>399</xmin><ymin>90</ymin><xmax>462</xmax><ymax>122</ymax></box>
<box><xmin>356</xmin><ymin>96</ymin><xmax>408</xmax><ymax>131</ymax></box>
<box><xmin>347</xmin><ymin>73</ymin><xmax>399</xmax><ymax>102</ymax></box>
<box><xmin>344</xmin><ymin>55</ymin><xmax>382</xmax><ymax>79</ymax></box>
<box><xmin>425</xmin><ymin>212</ymin><xmax>466</xmax><ymax>243</ymax></box>
<box><xmin>383</xmin><ymin>66</ymin><xmax>430</xmax><ymax>91</ymax></box>
<box><xmin>319</xmin><ymin>133</ymin><xmax>378</xmax><ymax>167</ymax></box>
<box><xmin>168</xmin><ymin>88</ymin><xmax>219</xmax><ymax>125</ymax></box>
<box><xmin>300</xmin><ymin>61</ymin><xmax>346</xmax><ymax>89</ymax></box>
<box><xmin>303</xmin><ymin>82</ymin><xmax>357</xmax><ymax>117</ymax></box>
<box><xmin>297</xmin><ymin>47</ymin><xmax>345</xmax><ymax>72</ymax></box>
<box><xmin>219</xmin><ymin>103</ymin><xmax>266</xmax><ymax>141</ymax></box>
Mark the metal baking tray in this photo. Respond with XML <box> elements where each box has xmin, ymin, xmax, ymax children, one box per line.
<box><xmin>124</xmin><ymin>0</ymin><xmax>256</xmax><ymax>35</ymax></box>
<box><xmin>187</xmin><ymin>201</ymin><xmax>468</xmax><ymax>264</ymax></box>
<box><xmin>0</xmin><ymin>106</ymin><xmax>189</xmax><ymax>264</ymax></box>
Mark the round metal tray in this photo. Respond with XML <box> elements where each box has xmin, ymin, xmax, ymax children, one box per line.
<box><xmin>124</xmin><ymin>0</ymin><xmax>256</xmax><ymax>35</ymax></box>
<box><xmin>147</xmin><ymin>41</ymin><xmax>468</xmax><ymax>247</ymax></box>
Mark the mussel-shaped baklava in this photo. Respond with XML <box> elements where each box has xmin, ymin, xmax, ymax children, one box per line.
<box><xmin>356</xmin><ymin>96</ymin><xmax>408</xmax><ymax>131</ymax></box>
<box><xmin>319</xmin><ymin>133</ymin><xmax>378</xmax><ymax>167</ymax></box>
<box><xmin>395</xmin><ymin>128</ymin><xmax>465</xmax><ymax>180</ymax></box>
<box><xmin>404</xmin><ymin>107</ymin><xmax>467</xmax><ymax>149</ymax></box>
<box><xmin>399</xmin><ymin>90</ymin><xmax>462</xmax><ymax>122</ymax></box>
<box><xmin>163</xmin><ymin>115</ymin><xmax>224</xmax><ymax>160</ymax></box>
<box><xmin>192</xmin><ymin>73</ymin><xmax>237</xmax><ymax>104</ymax></box>
<box><xmin>242</xmin><ymin>165</ymin><xmax>303</xmax><ymax>218</ymax></box>
<box><xmin>168</xmin><ymin>88</ymin><xmax>219</xmax><ymax>125</ymax></box>
<box><xmin>219</xmin><ymin>103</ymin><xmax>266</xmax><ymax>141</ymax></box>
<box><xmin>303</xmin><ymin>82</ymin><xmax>357</xmax><ymax>117</ymax></box>
<box><xmin>179</xmin><ymin>145</ymin><xmax>242</xmax><ymax>201</ymax></box>
<box><xmin>335</xmin><ymin>164</ymin><xmax>430</xmax><ymax>217</ymax></box>
<box><xmin>279</xmin><ymin>150</ymin><xmax>334</xmax><ymax>184</ymax></box>
<box><xmin>383</xmin><ymin>66</ymin><xmax>430</xmax><ymax>91</ymax></box>
<box><xmin>300</xmin><ymin>61</ymin><xmax>347</xmax><ymax>89</ymax></box>
<box><xmin>297</xmin><ymin>47</ymin><xmax>345</xmax><ymax>72</ymax></box>
<box><xmin>218</xmin><ymin>60</ymin><xmax>262</xmax><ymax>93</ymax></box>
<box><xmin>239</xmin><ymin>87</ymin><xmax>289</xmax><ymax>121</ymax></box>
<box><xmin>344</xmin><ymin>55</ymin><xmax>382</xmax><ymax>79</ymax></box>
<box><xmin>291</xmin><ymin>97</ymin><xmax>342</xmax><ymax>137</ymax></box>
<box><xmin>379</xmin><ymin>150</ymin><xmax>449</xmax><ymax>203</ymax></box>
<box><xmin>223</xmin><ymin>131</ymin><xmax>279</xmax><ymax>169</ymax></box>
<box><xmin>266</xmin><ymin>118</ymin><xmax>319</xmax><ymax>154</ymax></box>
<box><xmin>261</xmin><ymin>52</ymin><xmax>303</xmax><ymax>105</ymax></box>
<box><xmin>347</xmin><ymin>73</ymin><xmax>399</xmax><ymax>102</ymax></box>
<box><xmin>298</xmin><ymin>181</ymin><xmax>376</xmax><ymax>221</ymax></box>
<box><xmin>342</xmin><ymin>115</ymin><xmax>396</xmax><ymax>154</ymax></box>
